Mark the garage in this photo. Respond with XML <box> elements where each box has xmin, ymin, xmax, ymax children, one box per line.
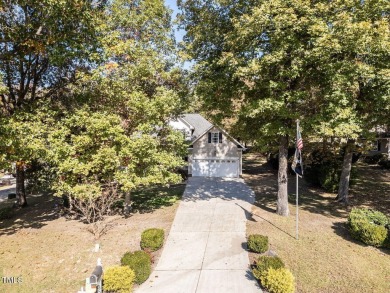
<box><xmin>191</xmin><ymin>158</ymin><xmax>239</xmax><ymax>178</ymax></box>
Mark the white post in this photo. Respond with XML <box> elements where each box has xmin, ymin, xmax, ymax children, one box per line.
<box><xmin>296</xmin><ymin>120</ymin><xmax>299</xmax><ymax>240</ymax></box>
<box><xmin>296</xmin><ymin>173</ymin><xmax>299</xmax><ymax>240</ymax></box>
<box><xmin>387</xmin><ymin>138</ymin><xmax>390</xmax><ymax>160</ymax></box>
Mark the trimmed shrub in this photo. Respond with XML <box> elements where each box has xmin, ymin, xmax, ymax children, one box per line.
<box><xmin>260</xmin><ymin>267</ymin><xmax>295</xmax><ymax>293</ymax></box>
<box><xmin>121</xmin><ymin>250</ymin><xmax>151</xmax><ymax>284</ymax></box>
<box><xmin>141</xmin><ymin>228</ymin><xmax>164</xmax><ymax>252</ymax></box>
<box><xmin>252</xmin><ymin>255</ymin><xmax>285</xmax><ymax>280</ymax></box>
<box><xmin>103</xmin><ymin>266</ymin><xmax>135</xmax><ymax>293</ymax></box>
<box><xmin>348</xmin><ymin>208</ymin><xmax>389</xmax><ymax>247</ymax></box>
<box><xmin>247</xmin><ymin>234</ymin><xmax>269</xmax><ymax>253</ymax></box>
<box><xmin>0</xmin><ymin>207</ymin><xmax>13</xmax><ymax>220</ymax></box>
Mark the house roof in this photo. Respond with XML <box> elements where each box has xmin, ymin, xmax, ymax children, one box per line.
<box><xmin>180</xmin><ymin>114</ymin><xmax>213</xmax><ymax>141</ymax></box>
<box><xmin>179</xmin><ymin>113</ymin><xmax>245</xmax><ymax>149</ymax></box>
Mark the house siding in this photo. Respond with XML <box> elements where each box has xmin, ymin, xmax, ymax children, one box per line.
<box><xmin>192</xmin><ymin>127</ymin><xmax>241</xmax><ymax>158</ymax></box>
<box><xmin>189</xmin><ymin>126</ymin><xmax>242</xmax><ymax>175</ymax></box>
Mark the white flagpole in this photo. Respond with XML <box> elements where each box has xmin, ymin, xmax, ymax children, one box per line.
<box><xmin>296</xmin><ymin>120</ymin><xmax>299</xmax><ymax>240</ymax></box>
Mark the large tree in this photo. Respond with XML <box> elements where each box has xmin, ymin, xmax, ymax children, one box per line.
<box><xmin>308</xmin><ymin>0</ymin><xmax>390</xmax><ymax>204</ymax></box>
<box><xmin>53</xmin><ymin>0</ymin><xmax>188</xmax><ymax>214</ymax></box>
<box><xmin>179</xmin><ymin>0</ymin><xmax>389</xmax><ymax>212</ymax></box>
<box><xmin>0</xmin><ymin>0</ymin><xmax>102</xmax><ymax>206</ymax></box>
<box><xmin>179</xmin><ymin>0</ymin><xmax>326</xmax><ymax>216</ymax></box>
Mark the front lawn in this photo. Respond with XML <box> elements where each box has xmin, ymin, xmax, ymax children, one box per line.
<box><xmin>243</xmin><ymin>154</ymin><xmax>390</xmax><ymax>293</ymax></box>
<box><xmin>0</xmin><ymin>184</ymin><xmax>185</xmax><ymax>293</ymax></box>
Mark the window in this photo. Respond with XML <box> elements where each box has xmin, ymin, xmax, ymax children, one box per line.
<box><xmin>208</xmin><ymin>132</ymin><xmax>222</xmax><ymax>143</ymax></box>
<box><xmin>211</xmin><ymin>132</ymin><xmax>219</xmax><ymax>143</ymax></box>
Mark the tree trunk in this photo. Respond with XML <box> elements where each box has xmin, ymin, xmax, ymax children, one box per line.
<box><xmin>337</xmin><ymin>140</ymin><xmax>354</xmax><ymax>205</ymax></box>
<box><xmin>16</xmin><ymin>161</ymin><xmax>27</xmax><ymax>207</ymax></box>
<box><xmin>124</xmin><ymin>192</ymin><xmax>131</xmax><ymax>214</ymax></box>
<box><xmin>277</xmin><ymin>135</ymin><xmax>289</xmax><ymax>216</ymax></box>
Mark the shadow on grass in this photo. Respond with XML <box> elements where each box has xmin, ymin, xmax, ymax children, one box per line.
<box><xmin>244</xmin><ymin>154</ymin><xmax>390</xmax><ymax>251</ymax></box>
<box><xmin>0</xmin><ymin>194</ymin><xmax>60</xmax><ymax>236</ymax></box>
<box><xmin>235</xmin><ymin>203</ymin><xmax>257</xmax><ymax>222</ymax></box>
<box><xmin>243</xmin><ymin>157</ymin><xmax>350</xmax><ymax>219</ymax></box>
<box><xmin>131</xmin><ymin>184</ymin><xmax>186</xmax><ymax>213</ymax></box>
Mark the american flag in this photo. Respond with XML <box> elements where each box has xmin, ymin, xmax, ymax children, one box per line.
<box><xmin>292</xmin><ymin>125</ymin><xmax>303</xmax><ymax>177</ymax></box>
<box><xmin>297</xmin><ymin>128</ymin><xmax>303</xmax><ymax>150</ymax></box>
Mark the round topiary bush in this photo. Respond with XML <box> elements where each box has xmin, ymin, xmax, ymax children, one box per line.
<box><xmin>260</xmin><ymin>267</ymin><xmax>295</xmax><ymax>293</ymax></box>
<box><xmin>252</xmin><ymin>255</ymin><xmax>285</xmax><ymax>280</ymax></box>
<box><xmin>121</xmin><ymin>250</ymin><xmax>151</xmax><ymax>284</ymax></box>
<box><xmin>348</xmin><ymin>208</ymin><xmax>389</xmax><ymax>247</ymax></box>
<box><xmin>141</xmin><ymin>228</ymin><xmax>164</xmax><ymax>252</ymax></box>
<box><xmin>247</xmin><ymin>234</ymin><xmax>269</xmax><ymax>253</ymax></box>
<box><xmin>103</xmin><ymin>266</ymin><xmax>135</xmax><ymax>293</ymax></box>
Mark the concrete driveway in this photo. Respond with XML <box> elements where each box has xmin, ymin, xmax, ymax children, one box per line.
<box><xmin>136</xmin><ymin>177</ymin><xmax>261</xmax><ymax>293</ymax></box>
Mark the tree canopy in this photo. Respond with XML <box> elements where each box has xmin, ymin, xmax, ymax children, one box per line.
<box><xmin>0</xmin><ymin>0</ymin><xmax>188</xmax><ymax>212</ymax></box>
<box><xmin>179</xmin><ymin>0</ymin><xmax>390</xmax><ymax>210</ymax></box>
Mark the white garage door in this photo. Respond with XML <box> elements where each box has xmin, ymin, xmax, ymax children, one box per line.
<box><xmin>192</xmin><ymin>158</ymin><xmax>239</xmax><ymax>178</ymax></box>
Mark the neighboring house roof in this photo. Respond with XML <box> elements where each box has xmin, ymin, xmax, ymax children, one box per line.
<box><xmin>178</xmin><ymin>113</ymin><xmax>245</xmax><ymax>149</ymax></box>
<box><xmin>179</xmin><ymin>114</ymin><xmax>213</xmax><ymax>140</ymax></box>
<box><xmin>180</xmin><ymin>114</ymin><xmax>213</xmax><ymax>141</ymax></box>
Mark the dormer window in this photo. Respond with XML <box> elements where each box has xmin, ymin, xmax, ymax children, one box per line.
<box><xmin>208</xmin><ymin>132</ymin><xmax>222</xmax><ymax>143</ymax></box>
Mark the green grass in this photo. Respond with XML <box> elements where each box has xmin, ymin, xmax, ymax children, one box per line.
<box><xmin>131</xmin><ymin>184</ymin><xmax>185</xmax><ymax>213</ymax></box>
<box><xmin>243</xmin><ymin>154</ymin><xmax>390</xmax><ymax>293</ymax></box>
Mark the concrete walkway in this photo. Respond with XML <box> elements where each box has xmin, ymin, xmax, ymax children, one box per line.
<box><xmin>137</xmin><ymin>177</ymin><xmax>261</xmax><ymax>293</ymax></box>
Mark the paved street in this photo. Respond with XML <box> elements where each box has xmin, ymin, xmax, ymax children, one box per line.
<box><xmin>0</xmin><ymin>184</ymin><xmax>16</xmax><ymax>203</ymax></box>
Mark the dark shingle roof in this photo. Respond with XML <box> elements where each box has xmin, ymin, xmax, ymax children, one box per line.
<box><xmin>180</xmin><ymin>114</ymin><xmax>213</xmax><ymax>142</ymax></box>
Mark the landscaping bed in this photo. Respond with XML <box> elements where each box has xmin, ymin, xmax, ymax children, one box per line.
<box><xmin>0</xmin><ymin>184</ymin><xmax>185</xmax><ymax>293</ymax></box>
<box><xmin>243</xmin><ymin>154</ymin><xmax>390</xmax><ymax>293</ymax></box>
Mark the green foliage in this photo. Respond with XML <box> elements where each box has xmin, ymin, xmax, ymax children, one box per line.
<box><xmin>25</xmin><ymin>160</ymin><xmax>56</xmax><ymax>194</ymax></box>
<box><xmin>252</xmin><ymin>255</ymin><xmax>285</xmax><ymax>280</ymax></box>
<box><xmin>1</xmin><ymin>0</ymin><xmax>187</xmax><ymax>210</ymax></box>
<box><xmin>247</xmin><ymin>234</ymin><xmax>269</xmax><ymax>253</ymax></box>
<box><xmin>260</xmin><ymin>267</ymin><xmax>295</xmax><ymax>293</ymax></box>
<box><xmin>0</xmin><ymin>109</ymin><xmax>49</xmax><ymax>168</ymax></box>
<box><xmin>0</xmin><ymin>0</ymin><xmax>101</xmax><ymax>114</ymax></box>
<box><xmin>103</xmin><ymin>266</ymin><xmax>135</xmax><ymax>293</ymax></box>
<box><xmin>348</xmin><ymin>208</ymin><xmax>389</xmax><ymax>247</ymax></box>
<box><xmin>0</xmin><ymin>207</ymin><xmax>13</xmax><ymax>221</ymax></box>
<box><xmin>179</xmin><ymin>0</ymin><xmax>389</xmax><ymax>207</ymax></box>
<box><xmin>121</xmin><ymin>251</ymin><xmax>151</xmax><ymax>284</ymax></box>
<box><xmin>304</xmin><ymin>150</ymin><xmax>358</xmax><ymax>193</ymax></box>
<box><xmin>141</xmin><ymin>228</ymin><xmax>165</xmax><ymax>252</ymax></box>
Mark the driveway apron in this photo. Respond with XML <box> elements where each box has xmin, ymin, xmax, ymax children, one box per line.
<box><xmin>136</xmin><ymin>177</ymin><xmax>261</xmax><ymax>293</ymax></box>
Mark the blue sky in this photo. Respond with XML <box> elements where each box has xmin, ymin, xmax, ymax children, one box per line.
<box><xmin>165</xmin><ymin>0</ymin><xmax>192</xmax><ymax>68</ymax></box>
<box><xmin>165</xmin><ymin>0</ymin><xmax>185</xmax><ymax>43</ymax></box>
